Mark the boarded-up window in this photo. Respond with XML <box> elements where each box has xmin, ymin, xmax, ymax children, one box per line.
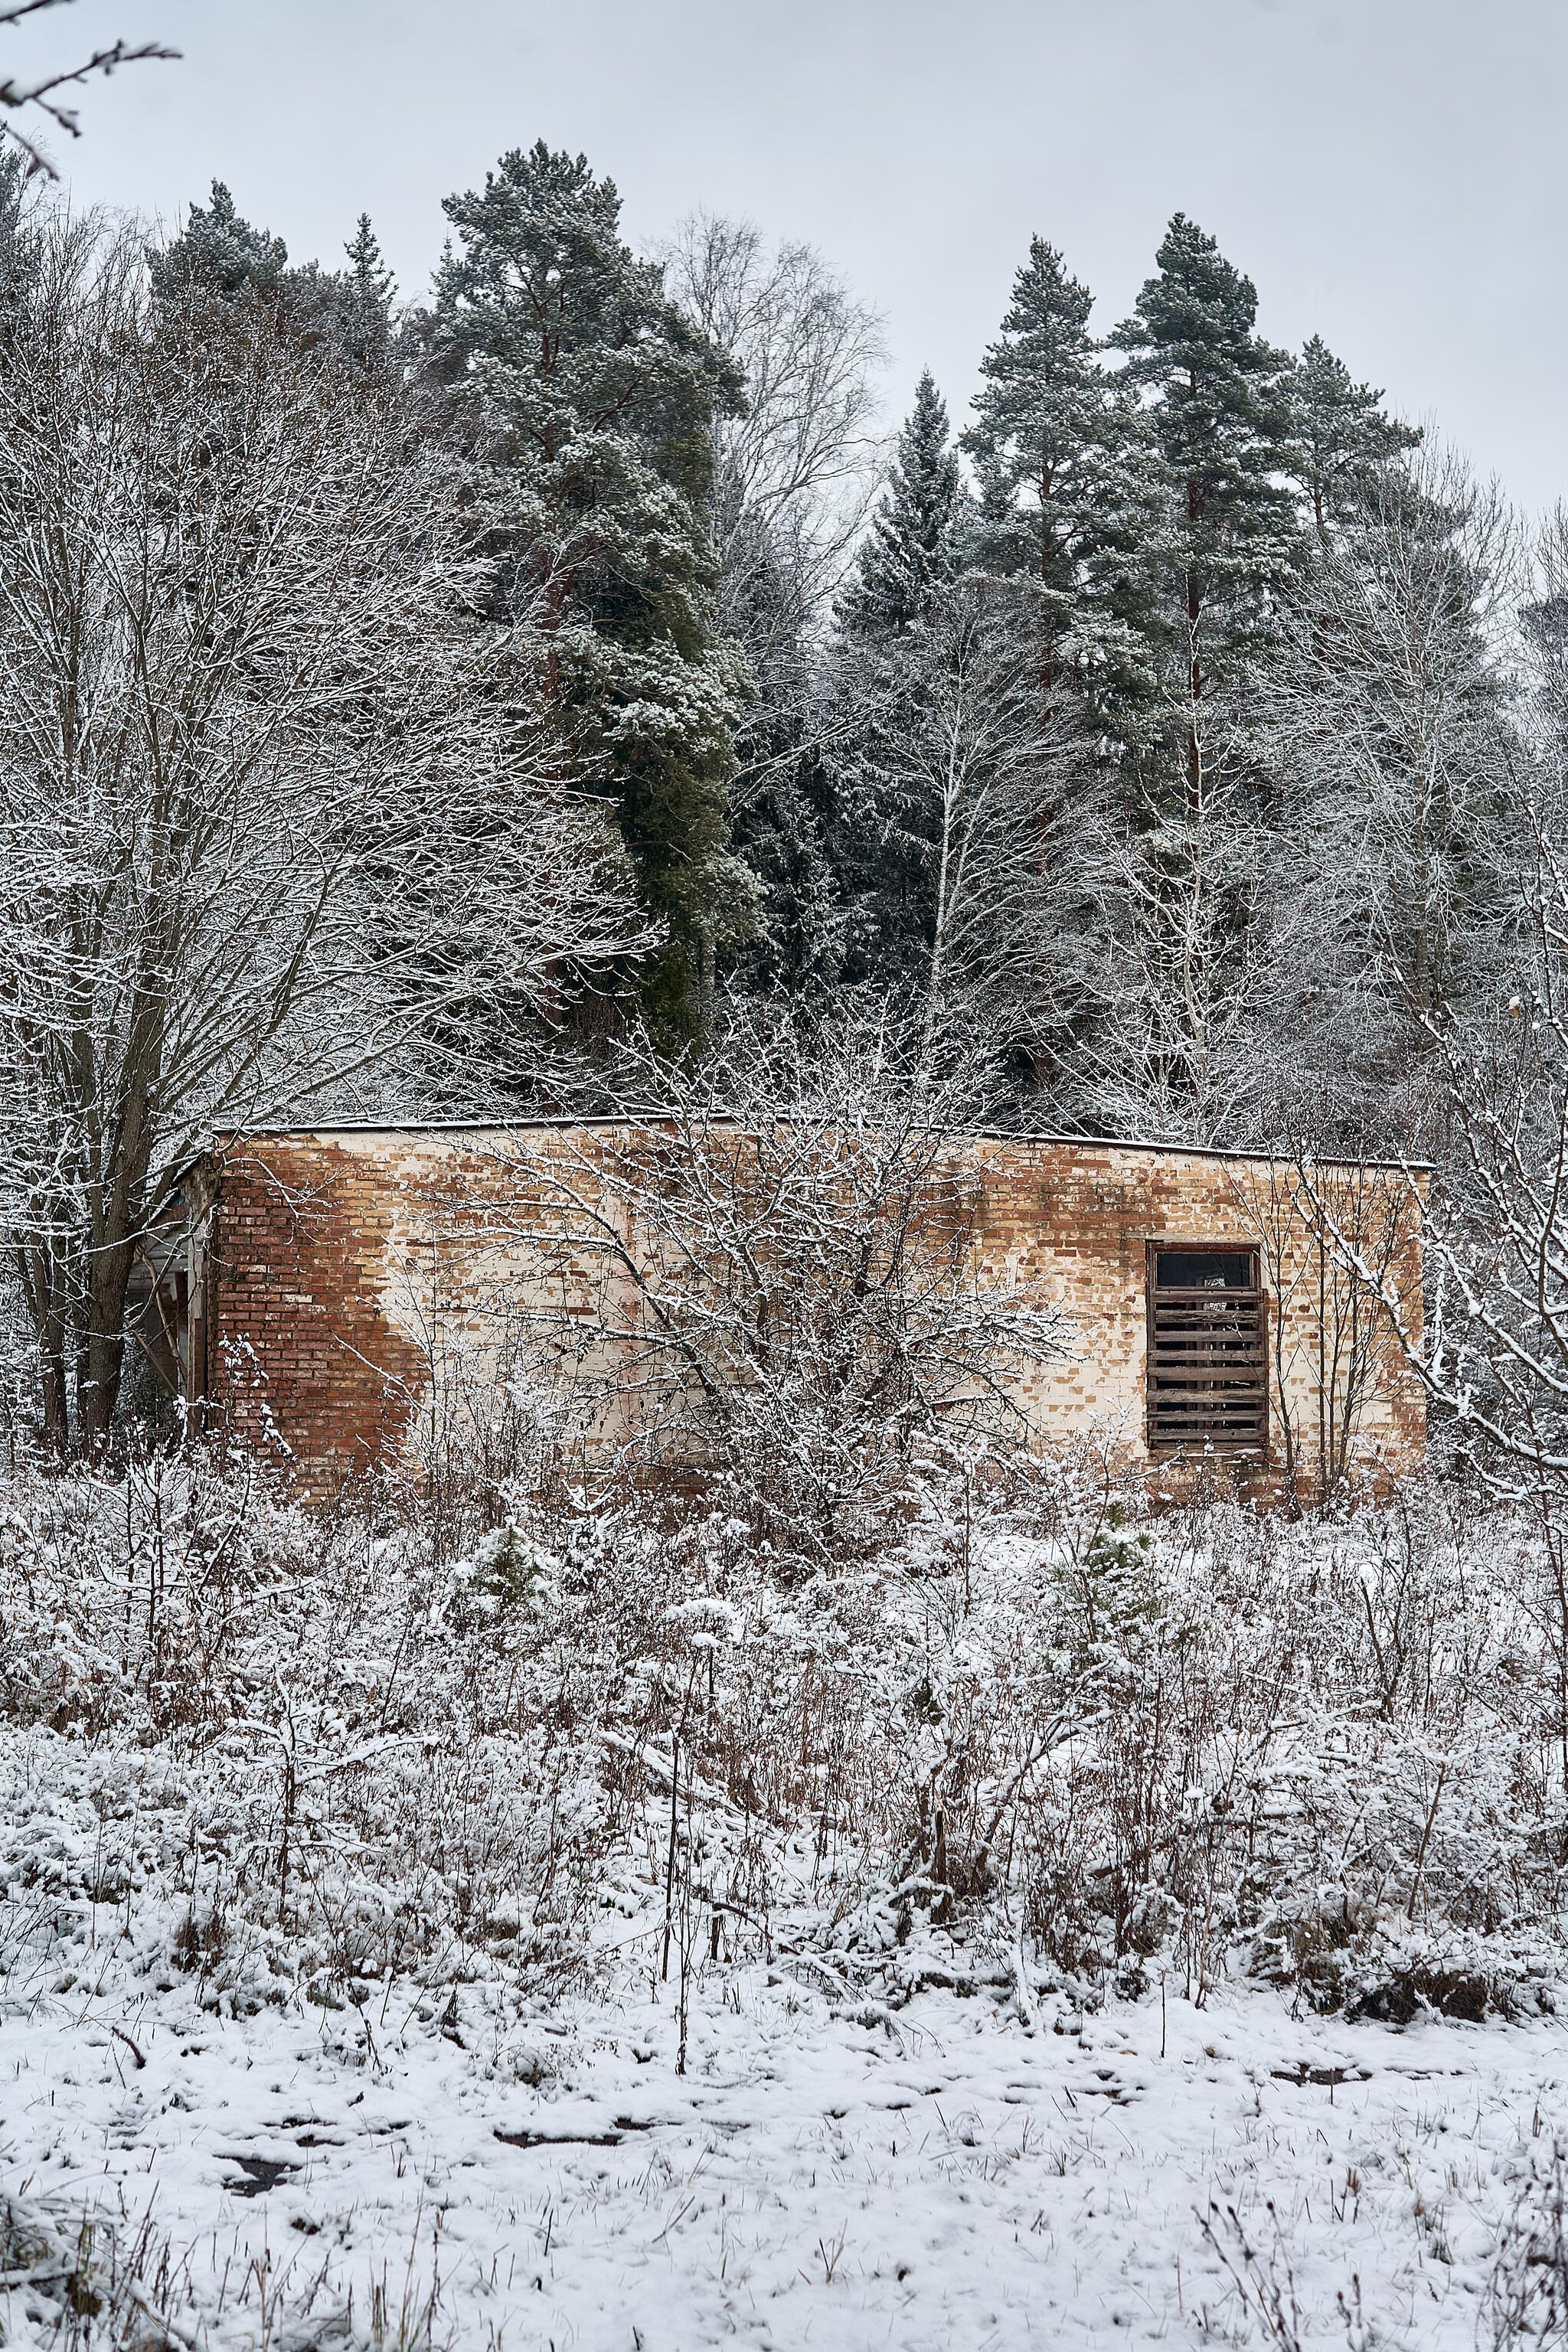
<box><xmin>1145</xmin><ymin>1243</ymin><xmax>1267</xmax><ymax>1455</ymax></box>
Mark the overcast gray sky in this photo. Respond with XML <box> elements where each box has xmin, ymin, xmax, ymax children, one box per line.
<box><xmin>12</xmin><ymin>0</ymin><xmax>1566</xmax><ymax>510</ymax></box>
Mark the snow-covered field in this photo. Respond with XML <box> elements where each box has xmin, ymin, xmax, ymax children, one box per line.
<box><xmin>3</xmin><ymin>1957</ymin><xmax>1563</xmax><ymax>2348</ymax></box>
<box><xmin>7</xmin><ymin>1451</ymin><xmax>1568</xmax><ymax>2346</ymax></box>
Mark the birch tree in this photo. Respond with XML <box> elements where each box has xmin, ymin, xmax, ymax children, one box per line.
<box><xmin>663</xmin><ymin>211</ymin><xmax>885</xmax><ymax>650</ymax></box>
<box><xmin>831</xmin><ymin>589</ymin><xmax>1072</xmax><ymax>1065</ymax></box>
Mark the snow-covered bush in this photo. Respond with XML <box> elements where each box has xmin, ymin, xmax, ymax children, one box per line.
<box><xmin>2</xmin><ymin>1440</ymin><xmax>1567</xmax><ymax>2029</ymax></box>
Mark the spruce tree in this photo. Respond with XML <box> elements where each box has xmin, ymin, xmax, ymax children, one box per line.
<box><xmin>840</xmin><ymin>368</ymin><xmax>962</xmax><ymax>635</ymax></box>
<box><xmin>340</xmin><ymin>212</ymin><xmax>396</xmax><ymax>366</ymax></box>
<box><xmin>1289</xmin><ymin>334</ymin><xmax>1420</xmax><ymax>539</ymax></box>
<box><xmin>828</xmin><ymin>375</ymin><xmax>962</xmax><ymax>1001</ymax></box>
<box><xmin>432</xmin><ymin>143</ymin><xmax>751</xmax><ymax>1034</ymax></box>
<box><xmin>1113</xmin><ymin>214</ymin><xmax>1299</xmax><ymax>808</ymax></box>
<box><xmin>724</xmin><ymin>528</ymin><xmax>844</xmax><ymax>993</ymax></box>
<box><xmin>962</xmin><ymin>237</ymin><xmax>1148</xmax><ymax>703</ymax></box>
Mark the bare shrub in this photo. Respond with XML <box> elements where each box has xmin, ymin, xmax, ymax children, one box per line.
<box><xmin>439</xmin><ymin>996</ymin><xmax>1070</xmax><ymax>1574</ymax></box>
<box><xmin>1485</xmin><ymin>2141</ymin><xmax>1568</xmax><ymax>2349</ymax></box>
<box><xmin>2</xmin><ymin>1430</ymin><xmax>1566</xmax><ymax>2040</ymax></box>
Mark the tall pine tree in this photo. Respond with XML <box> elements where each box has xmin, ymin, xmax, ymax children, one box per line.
<box><xmin>1113</xmin><ymin>214</ymin><xmax>1299</xmax><ymax>809</ymax></box>
<box><xmin>962</xmin><ymin>237</ymin><xmax>1149</xmax><ymax>707</ymax></box>
<box><xmin>1289</xmin><ymin>334</ymin><xmax>1420</xmax><ymax>540</ymax></box>
<box><xmin>432</xmin><ymin>144</ymin><xmax>752</xmax><ymax>1034</ymax></box>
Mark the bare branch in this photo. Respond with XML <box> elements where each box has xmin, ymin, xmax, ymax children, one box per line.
<box><xmin>0</xmin><ymin>0</ymin><xmax>177</xmax><ymax>177</ymax></box>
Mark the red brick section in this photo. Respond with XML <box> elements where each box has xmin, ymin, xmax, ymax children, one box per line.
<box><xmin>198</xmin><ymin>1128</ymin><xmax>1427</xmax><ymax>1496</ymax></box>
<box><xmin>201</xmin><ymin>1140</ymin><xmax>430</xmax><ymax>1485</ymax></box>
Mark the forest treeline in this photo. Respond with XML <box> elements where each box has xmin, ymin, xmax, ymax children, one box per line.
<box><xmin>132</xmin><ymin>139</ymin><xmax>1547</xmax><ymax>1165</ymax></box>
<box><xmin>3</xmin><ymin>135</ymin><xmax>1567</xmax><ymax>1454</ymax></box>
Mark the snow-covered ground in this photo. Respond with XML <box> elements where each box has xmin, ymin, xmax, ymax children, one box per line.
<box><xmin>6</xmin><ymin>1457</ymin><xmax>1568</xmax><ymax>2345</ymax></box>
<box><xmin>3</xmin><ymin>1958</ymin><xmax>1560</xmax><ymax>2348</ymax></box>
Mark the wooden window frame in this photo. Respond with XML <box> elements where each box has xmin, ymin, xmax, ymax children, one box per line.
<box><xmin>1145</xmin><ymin>1237</ymin><xmax>1269</xmax><ymax>1460</ymax></box>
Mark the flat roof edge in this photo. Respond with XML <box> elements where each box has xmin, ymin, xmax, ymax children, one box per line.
<box><xmin>197</xmin><ymin>1119</ymin><xmax>1432</xmax><ymax>1174</ymax></box>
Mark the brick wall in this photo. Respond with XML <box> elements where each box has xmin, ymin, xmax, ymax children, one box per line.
<box><xmin>198</xmin><ymin>1125</ymin><xmax>1426</xmax><ymax>1492</ymax></box>
<box><xmin>961</xmin><ymin>1138</ymin><xmax>1426</xmax><ymax>1478</ymax></box>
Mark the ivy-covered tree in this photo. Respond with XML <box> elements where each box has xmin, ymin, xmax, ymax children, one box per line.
<box><xmin>431</xmin><ymin>142</ymin><xmax>753</xmax><ymax>1034</ymax></box>
<box><xmin>840</xmin><ymin>368</ymin><xmax>962</xmax><ymax>635</ymax></box>
<box><xmin>1113</xmin><ymin>214</ymin><xmax>1299</xmax><ymax>810</ymax></box>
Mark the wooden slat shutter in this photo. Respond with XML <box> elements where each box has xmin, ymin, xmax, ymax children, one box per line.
<box><xmin>1146</xmin><ymin>1246</ymin><xmax>1267</xmax><ymax>1455</ymax></box>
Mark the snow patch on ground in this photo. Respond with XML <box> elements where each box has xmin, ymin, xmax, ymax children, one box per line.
<box><xmin>2</xmin><ymin>1962</ymin><xmax>1560</xmax><ymax>2347</ymax></box>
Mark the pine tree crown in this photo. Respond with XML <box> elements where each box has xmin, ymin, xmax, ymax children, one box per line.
<box><xmin>149</xmin><ymin>180</ymin><xmax>289</xmax><ymax>301</ymax></box>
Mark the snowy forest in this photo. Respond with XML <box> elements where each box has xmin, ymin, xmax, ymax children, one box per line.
<box><xmin>11</xmin><ymin>125</ymin><xmax>1568</xmax><ymax>2352</ymax></box>
<box><xmin>5</xmin><ymin>138</ymin><xmax>1568</xmax><ymax>1455</ymax></box>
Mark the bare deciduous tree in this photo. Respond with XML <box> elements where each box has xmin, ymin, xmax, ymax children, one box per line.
<box><xmin>1344</xmin><ymin>851</ymin><xmax>1568</xmax><ymax>1490</ymax></box>
<box><xmin>1074</xmin><ymin>688</ymin><xmax>1269</xmax><ymax>1145</ymax></box>
<box><xmin>0</xmin><ymin>213</ymin><xmax>652</xmax><ymax>1452</ymax></box>
<box><xmin>833</xmin><ymin>588</ymin><xmax>1075</xmax><ymax>1070</ymax></box>
<box><xmin>1228</xmin><ymin>1155</ymin><xmax>1416</xmax><ymax>1497</ymax></box>
<box><xmin>663</xmin><ymin>211</ymin><xmax>885</xmax><ymax>650</ymax></box>
<box><xmin>1264</xmin><ymin>446</ymin><xmax>1518</xmax><ymax>1036</ymax></box>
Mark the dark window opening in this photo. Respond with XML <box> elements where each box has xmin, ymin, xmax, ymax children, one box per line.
<box><xmin>1155</xmin><ymin>1250</ymin><xmax>1252</xmax><ymax>1292</ymax></box>
<box><xmin>1147</xmin><ymin>1242</ymin><xmax>1266</xmax><ymax>1455</ymax></box>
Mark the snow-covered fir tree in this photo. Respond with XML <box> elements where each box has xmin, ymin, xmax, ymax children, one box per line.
<box><xmin>338</xmin><ymin>211</ymin><xmax>397</xmax><ymax>367</ymax></box>
<box><xmin>432</xmin><ymin>143</ymin><xmax>754</xmax><ymax>1034</ymax></box>
<box><xmin>840</xmin><ymin>368</ymin><xmax>962</xmax><ymax>635</ymax></box>
<box><xmin>962</xmin><ymin>237</ymin><xmax>1152</xmax><ymax>710</ymax></box>
<box><xmin>149</xmin><ymin>180</ymin><xmax>289</xmax><ymax>302</ymax></box>
<box><xmin>826</xmin><ymin>376</ymin><xmax>969</xmax><ymax>1001</ymax></box>
<box><xmin>723</xmin><ymin>529</ymin><xmax>844</xmax><ymax>993</ymax></box>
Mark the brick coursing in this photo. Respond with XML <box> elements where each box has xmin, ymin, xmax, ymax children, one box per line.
<box><xmin>199</xmin><ymin>1127</ymin><xmax>1426</xmax><ymax>1494</ymax></box>
<box><xmin>202</xmin><ymin>1142</ymin><xmax>430</xmax><ymax>1478</ymax></box>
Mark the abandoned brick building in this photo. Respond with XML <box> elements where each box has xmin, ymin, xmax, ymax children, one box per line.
<box><xmin>142</xmin><ymin>1122</ymin><xmax>1427</xmax><ymax>1493</ymax></box>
